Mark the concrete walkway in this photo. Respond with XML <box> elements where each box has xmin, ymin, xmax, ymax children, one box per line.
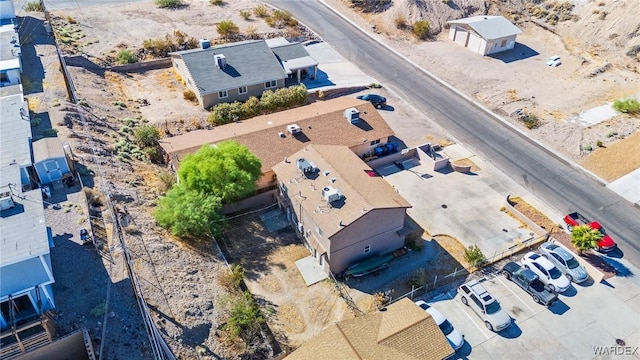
<box><xmin>607</xmin><ymin>168</ymin><xmax>640</xmax><ymax>205</ymax></box>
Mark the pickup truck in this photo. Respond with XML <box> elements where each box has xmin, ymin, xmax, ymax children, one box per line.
<box><xmin>502</xmin><ymin>262</ymin><xmax>558</xmax><ymax>306</ymax></box>
<box><xmin>563</xmin><ymin>212</ymin><xmax>616</xmax><ymax>252</ymax></box>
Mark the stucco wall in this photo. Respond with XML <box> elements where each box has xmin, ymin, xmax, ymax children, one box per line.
<box><xmin>350</xmin><ymin>136</ymin><xmax>390</xmax><ymax>157</ymax></box>
<box><xmin>486</xmin><ymin>35</ymin><xmax>517</xmax><ymax>55</ymax></box>
<box><xmin>328</xmin><ymin>208</ymin><xmax>407</xmax><ymax>273</ymax></box>
<box><xmin>201</xmin><ymin>78</ymin><xmax>286</xmax><ymax>109</ymax></box>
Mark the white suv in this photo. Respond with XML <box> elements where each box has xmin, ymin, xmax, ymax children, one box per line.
<box><xmin>457</xmin><ymin>280</ymin><xmax>511</xmax><ymax>332</ymax></box>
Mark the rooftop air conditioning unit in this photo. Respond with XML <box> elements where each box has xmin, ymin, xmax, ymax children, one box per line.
<box><xmin>199</xmin><ymin>39</ymin><xmax>211</xmax><ymax>49</ymax></box>
<box><xmin>297</xmin><ymin>158</ymin><xmax>318</xmax><ymax>174</ymax></box>
<box><xmin>344</xmin><ymin>108</ymin><xmax>360</xmax><ymax>124</ymax></box>
<box><xmin>214</xmin><ymin>54</ymin><xmax>227</xmax><ymax>69</ymax></box>
<box><xmin>0</xmin><ymin>190</ymin><xmax>15</xmax><ymax>211</ymax></box>
<box><xmin>322</xmin><ymin>186</ymin><xmax>343</xmax><ymax>204</ymax></box>
<box><xmin>286</xmin><ymin>124</ymin><xmax>302</xmax><ymax>134</ymax></box>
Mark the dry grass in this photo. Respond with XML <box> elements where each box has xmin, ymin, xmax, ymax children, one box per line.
<box><xmin>277</xmin><ymin>303</ymin><xmax>305</xmax><ymax>334</ymax></box>
<box><xmin>581</xmin><ymin>131</ymin><xmax>640</xmax><ymax>181</ymax></box>
<box><xmin>433</xmin><ymin>234</ymin><xmax>468</xmax><ymax>267</ymax></box>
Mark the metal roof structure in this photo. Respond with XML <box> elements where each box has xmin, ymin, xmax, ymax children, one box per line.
<box><xmin>0</xmin><ymin>85</ymin><xmax>31</xmax><ymax>167</ymax></box>
<box><xmin>447</xmin><ymin>15</ymin><xmax>522</xmax><ymax>40</ymax></box>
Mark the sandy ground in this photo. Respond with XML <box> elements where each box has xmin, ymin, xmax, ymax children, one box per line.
<box><xmin>16</xmin><ymin>0</ymin><xmax>640</xmax><ymax>358</ymax></box>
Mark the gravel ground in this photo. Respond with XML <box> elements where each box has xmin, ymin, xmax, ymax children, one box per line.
<box><xmin>45</xmin><ymin>183</ymin><xmax>151</xmax><ymax>359</ymax></box>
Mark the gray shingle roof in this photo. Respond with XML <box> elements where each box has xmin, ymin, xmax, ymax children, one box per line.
<box><xmin>172</xmin><ymin>40</ymin><xmax>286</xmax><ymax>95</ymax></box>
<box><xmin>270</xmin><ymin>43</ymin><xmax>311</xmax><ymax>62</ymax></box>
<box><xmin>447</xmin><ymin>15</ymin><xmax>522</xmax><ymax>40</ymax></box>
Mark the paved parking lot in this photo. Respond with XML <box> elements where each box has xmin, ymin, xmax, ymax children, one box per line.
<box><xmin>418</xmin><ymin>267</ymin><xmax>640</xmax><ymax>359</ymax></box>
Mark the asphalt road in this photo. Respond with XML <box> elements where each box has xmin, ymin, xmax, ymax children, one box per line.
<box><xmin>266</xmin><ymin>0</ymin><xmax>640</xmax><ymax>266</ymax></box>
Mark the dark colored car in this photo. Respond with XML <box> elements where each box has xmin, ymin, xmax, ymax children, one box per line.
<box><xmin>356</xmin><ymin>94</ymin><xmax>387</xmax><ymax>108</ymax></box>
<box><xmin>80</xmin><ymin>228</ymin><xmax>91</xmax><ymax>244</ymax></box>
<box><xmin>502</xmin><ymin>261</ymin><xmax>558</xmax><ymax>306</ymax></box>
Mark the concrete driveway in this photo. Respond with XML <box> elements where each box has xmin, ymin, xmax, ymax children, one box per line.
<box><xmin>420</xmin><ymin>268</ymin><xmax>640</xmax><ymax>359</ymax></box>
<box><xmin>301</xmin><ymin>42</ymin><xmax>376</xmax><ymax>91</ymax></box>
<box><xmin>378</xmin><ymin>144</ymin><xmax>534</xmax><ymax>259</ymax></box>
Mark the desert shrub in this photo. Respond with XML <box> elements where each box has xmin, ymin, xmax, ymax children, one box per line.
<box><xmin>408</xmin><ymin>268</ymin><xmax>427</xmax><ymax>287</ymax></box>
<box><xmin>521</xmin><ymin>113</ymin><xmax>541</xmax><ymax>129</ymax></box>
<box><xmin>66</xmin><ymin>16</ymin><xmax>77</xmax><ymax>24</ymax></box>
<box><xmin>157</xmin><ymin>171</ymin><xmax>176</xmax><ymax>193</ymax></box>
<box><xmin>155</xmin><ymin>0</ymin><xmax>183</xmax><ymax>8</ymax></box>
<box><xmin>599</xmin><ymin>11</ymin><xmax>607</xmax><ymax>20</ymax></box>
<box><xmin>350</xmin><ymin>0</ymin><xmax>392</xmax><ymax>13</ymax></box>
<box><xmin>404</xmin><ymin>231</ymin><xmax>423</xmax><ymax>251</ymax></box>
<box><xmin>606</xmin><ymin>131</ymin><xmax>618</xmax><ymax>138</ymax></box>
<box><xmin>208</xmin><ymin>85</ymin><xmax>306</xmax><ymax>125</ymax></box>
<box><xmin>24</xmin><ymin>1</ymin><xmax>43</xmax><ymax>12</ymax></box>
<box><xmin>412</xmin><ymin>20</ymin><xmax>430</xmax><ymax>39</ymax></box>
<box><xmin>240</xmin><ymin>96</ymin><xmax>261</xmax><ymax>118</ymax></box>
<box><xmin>209</xmin><ymin>0</ymin><xmax>224</xmax><ymax>4</ymax></box>
<box><xmin>30</xmin><ymin>117</ymin><xmax>41</xmax><ymax>127</ymax></box>
<box><xmin>84</xmin><ymin>187</ymin><xmax>103</xmax><ymax>207</ymax></box>
<box><xmin>626</xmin><ymin>45</ymin><xmax>640</xmax><ymax>58</ymax></box>
<box><xmin>218</xmin><ymin>264</ymin><xmax>245</xmax><ymax>291</ymax></box>
<box><xmin>183</xmin><ymin>89</ymin><xmax>197</xmax><ymax>102</ymax></box>
<box><xmin>239</xmin><ymin>10</ymin><xmax>251</xmax><ymax>20</ymax></box>
<box><xmin>115</xmin><ymin>49</ymin><xmax>137</xmax><ymax>65</ymax></box>
<box><xmin>225</xmin><ymin>292</ymin><xmax>265</xmax><ymax>340</ymax></box>
<box><xmin>42</xmin><ymin>128</ymin><xmax>58</xmax><ymax>136</ymax></box>
<box><xmin>394</xmin><ymin>15</ymin><xmax>408</xmax><ymax>29</ymax></box>
<box><xmin>613</xmin><ymin>97</ymin><xmax>640</xmax><ymax>114</ymax></box>
<box><xmin>90</xmin><ymin>302</ymin><xmax>106</xmax><ymax>317</ymax></box>
<box><xmin>217</xmin><ymin>20</ymin><xmax>239</xmax><ymax>40</ymax></box>
<box><xmin>253</xmin><ymin>4</ymin><xmax>269</xmax><ymax>17</ymax></box>
<box><xmin>464</xmin><ymin>245</ymin><xmax>486</xmax><ymax>267</ymax></box>
<box><xmin>267</xmin><ymin>10</ymin><xmax>297</xmax><ymax>28</ymax></box>
<box><xmin>596</xmin><ymin>140</ymin><xmax>604</xmax><ymax>147</ymax></box>
<box><xmin>134</xmin><ymin>125</ymin><xmax>160</xmax><ymax>148</ymax></box>
<box><xmin>142</xmin><ymin>31</ymin><xmax>198</xmax><ymax>58</ymax></box>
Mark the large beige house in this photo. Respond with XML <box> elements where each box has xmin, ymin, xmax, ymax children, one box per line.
<box><xmin>286</xmin><ymin>298</ymin><xmax>454</xmax><ymax>360</ymax></box>
<box><xmin>447</xmin><ymin>16</ymin><xmax>522</xmax><ymax>55</ymax></box>
<box><xmin>272</xmin><ymin>144</ymin><xmax>411</xmax><ymax>275</ymax></box>
<box><xmin>158</xmin><ymin>97</ymin><xmax>396</xmax><ymax>191</ymax></box>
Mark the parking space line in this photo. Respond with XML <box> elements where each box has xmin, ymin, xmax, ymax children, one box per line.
<box><xmin>449</xmin><ymin>291</ymin><xmax>492</xmax><ymax>339</ymax></box>
<box><xmin>494</xmin><ymin>274</ymin><xmax>537</xmax><ymax>315</ymax></box>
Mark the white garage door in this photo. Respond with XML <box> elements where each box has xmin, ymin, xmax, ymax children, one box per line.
<box><xmin>454</xmin><ymin>28</ymin><xmax>468</xmax><ymax>46</ymax></box>
<box><xmin>467</xmin><ymin>33</ymin><xmax>484</xmax><ymax>55</ymax></box>
<box><xmin>43</xmin><ymin>160</ymin><xmax>62</xmax><ymax>183</ymax></box>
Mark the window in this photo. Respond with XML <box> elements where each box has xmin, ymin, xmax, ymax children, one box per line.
<box><xmin>364</xmin><ymin>245</ymin><xmax>371</xmax><ymax>254</ymax></box>
<box><xmin>280</xmin><ymin>182</ymin><xmax>288</xmax><ymax>194</ymax></box>
<box><xmin>501</xmin><ymin>39</ymin><xmax>507</xmax><ymax>47</ymax></box>
<box><xmin>238</xmin><ymin>86</ymin><xmax>247</xmax><ymax>94</ymax></box>
<box><xmin>370</xmin><ymin>139</ymin><xmax>380</xmax><ymax>146</ymax></box>
<box><xmin>0</xmin><ymin>72</ymin><xmax>7</xmax><ymax>83</ymax></box>
<box><xmin>470</xmin><ymin>294</ymin><xmax>483</xmax><ymax>309</ymax></box>
<box><xmin>534</xmin><ymin>263</ymin><xmax>547</xmax><ymax>276</ymax></box>
<box><xmin>265</xmin><ymin>80</ymin><xmax>277</xmax><ymax>89</ymax></box>
<box><xmin>316</xmin><ymin>226</ymin><xmax>323</xmax><ymax>236</ymax></box>
<box><xmin>218</xmin><ymin>90</ymin><xmax>228</xmax><ymax>98</ymax></box>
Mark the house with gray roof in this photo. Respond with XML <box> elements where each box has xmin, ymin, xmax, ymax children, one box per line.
<box><xmin>447</xmin><ymin>16</ymin><xmax>522</xmax><ymax>55</ymax></box>
<box><xmin>171</xmin><ymin>38</ymin><xmax>318</xmax><ymax>109</ymax></box>
<box><xmin>171</xmin><ymin>39</ymin><xmax>288</xmax><ymax>109</ymax></box>
<box><xmin>272</xmin><ymin>144</ymin><xmax>411</xmax><ymax>275</ymax></box>
<box><xmin>0</xmin><ymin>85</ymin><xmax>56</xmax><ymax>334</ymax></box>
<box><xmin>0</xmin><ymin>0</ymin><xmax>21</xmax><ymax>87</ymax></box>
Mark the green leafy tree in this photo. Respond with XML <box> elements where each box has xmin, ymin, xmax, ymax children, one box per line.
<box><xmin>217</xmin><ymin>20</ymin><xmax>239</xmax><ymax>40</ymax></box>
<box><xmin>464</xmin><ymin>245</ymin><xmax>486</xmax><ymax>267</ymax></box>
<box><xmin>178</xmin><ymin>140</ymin><xmax>262</xmax><ymax>203</ymax></box>
<box><xmin>570</xmin><ymin>224</ymin><xmax>603</xmax><ymax>253</ymax></box>
<box><xmin>154</xmin><ymin>185</ymin><xmax>225</xmax><ymax>237</ymax></box>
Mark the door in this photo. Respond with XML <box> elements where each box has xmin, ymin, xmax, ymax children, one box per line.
<box><xmin>43</xmin><ymin>160</ymin><xmax>62</xmax><ymax>183</ymax></box>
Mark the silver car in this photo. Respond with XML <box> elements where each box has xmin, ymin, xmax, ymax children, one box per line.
<box><xmin>538</xmin><ymin>242</ymin><xmax>589</xmax><ymax>283</ymax></box>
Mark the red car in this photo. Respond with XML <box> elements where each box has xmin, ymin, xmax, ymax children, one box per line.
<box><xmin>563</xmin><ymin>212</ymin><xmax>616</xmax><ymax>252</ymax></box>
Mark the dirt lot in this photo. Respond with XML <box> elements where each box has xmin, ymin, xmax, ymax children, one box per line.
<box><xmin>14</xmin><ymin>0</ymin><xmax>639</xmax><ymax>358</ymax></box>
<box><xmin>219</xmin><ymin>210</ymin><xmax>351</xmax><ymax>351</ymax></box>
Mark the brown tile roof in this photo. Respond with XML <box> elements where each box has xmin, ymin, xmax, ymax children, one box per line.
<box><xmin>286</xmin><ymin>298</ymin><xmax>454</xmax><ymax>360</ymax></box>
<box><xmin>158</xmin><ymin>97</ymin><xmax>394</xmax><ymax>173</ymax></box>
<box><xmin>272</xmin><ymin>144</ymin><xmax>411</xmax><ymax>238</ymax></box>
<box><xmin>32</xmin><ymin>137</ymin><xmax>65</xmax><ymax>163</ymax></box>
